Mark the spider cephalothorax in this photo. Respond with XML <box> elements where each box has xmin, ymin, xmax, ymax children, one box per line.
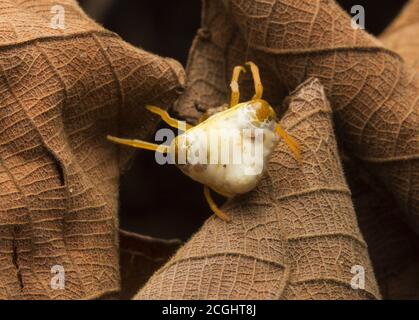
<box><xmin>108</xmin><ymin>62</ymin><xmax>300</xmax><ymax>221</ymax></box>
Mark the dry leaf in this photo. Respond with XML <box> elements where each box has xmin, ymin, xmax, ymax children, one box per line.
<box><xmin>136</xmin><ymin>78</ymin><xmax>380</xmax><ymax>300</ymax></box>
<box><xmin>381</xmin><ymin>0</ymin><xmax>419</xmax><ymax>71</ymax></box>
<box><xmin>375</xmin><ymin>0</ymin><xmax>419</xmax><ymax>299</ymax></box>
<box><xmin>346</xmin><ymin>0</ymin><xmax>419</xmax><ymax>299</ymax></box>
<box><xmin>174</xmin><ymin>0</ymin><xmax>419</xmax><ymax>233</ymax></box>
<box><xmin>0</xmin><ymin>0</ymin><xmax>185</xmax><ymax>299</ymax></box>
<box><xmin>344</xmin><ymin>158</ymin><xmax>419</xmax><ymax>299</ymax></box>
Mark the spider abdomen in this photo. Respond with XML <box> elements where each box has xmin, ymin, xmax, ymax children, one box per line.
<box><xmin>171</xmin><ymin>100</ymin><xmax>279</xmax><ymax>197</ymax></box>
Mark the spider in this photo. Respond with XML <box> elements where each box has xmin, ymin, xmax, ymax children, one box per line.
<box><xmin>107</xmin><ymin>62</ymin><xmax>300</xmax><ymax>222</ymax></box>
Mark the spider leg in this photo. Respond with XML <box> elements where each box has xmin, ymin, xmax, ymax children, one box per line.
<box><xmin>275</xmin><ymin>124</ymin><xmax>301</xmax><ymax>162</ymax></box>
<box><xmin>204</xmin><ymin>185</ymin><xmax>231</xmax><ymax>222</ymax></box>
<box><xmin>245</xmin><ymin>61</ymin><xmax>263</xmax><ymax>100</ymax></box>
<box><xmin>230</xmin><ymin>66</ymin><xmax>246</xmax><ymax>107</ymax></box>
<box><xmin>146</xmin><ymin>105</ymin><xmax>193</xmax><ymax>130</ymax></box>
<box><xmin>107</xmin><ymin>135</ymin><xmax>169</xmax><ymax>153</ymax></box>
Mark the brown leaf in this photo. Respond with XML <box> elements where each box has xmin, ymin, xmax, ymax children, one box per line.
<box><xmin>344</xmin><ymin>158</ymin><xmax>419</xmax><ymax>299</ymax></box>
<box><xmin>381</xmin><ymin>0</ymin><xmax>419</xmax><ymax>71</ymax></box>
<box><xmin>347</xmin><ymin>0</ymin><xmax>419</xmax><ymax>299</ymax></box>
<box><xmin>174</xmin><ymin>0</ymin><xmax>419</xmax><ymax>233</ymax></box>
<box><xmin>136</xmin><ymin>78</ymin><xmax>380</xmax><ymax>300</ymax></box>
<box><xmin>0</xmin><ymin>0</ymin><xmax>185</xmax><ymax>299</ymax></box>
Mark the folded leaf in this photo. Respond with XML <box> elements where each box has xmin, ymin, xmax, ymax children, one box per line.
<box><xmin>344</xmin><ymin>158</ymin><xmax>419</xmax><ymax>299</ymax></box>
<box><xmin>381</xmin><ymin>0</ymin><xmax>419</xmax><ymax>71</ymax></box>
<box><xmin>347</xmin><ymin>0</ymin><xmax>419</xmax><ymax>299</ymax></box>
<box><xmin>0</xmin><ymin>0</ymin><xmax>185</xmax><ymax>299</ymax></box>
<box><xmin>136</xmin><ymin>78</ymin><xmax>380</xmax><ymax>300</ymax></box>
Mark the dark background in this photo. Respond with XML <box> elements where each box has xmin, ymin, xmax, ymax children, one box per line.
<box><xmin>77</xmin><ymin>0</ymin><xmax>408</xmax><ymax>240</ymax></box>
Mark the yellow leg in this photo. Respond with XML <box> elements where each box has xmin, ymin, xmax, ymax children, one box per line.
<box><xmin>146</xmin><ymin>105</ymin><xmax>193</xmax><ymax>130</ymax></box>
<box><xmin>245</xmin><ymin>61</ymin><xmax>263</xmax><ymax>100</ymax></box>
<box><xmin>230</xmin><ymin>66</ymin><xmax>246</xmax><ymax>107</ymax></box>
<box><xmin>107</xmin><ymin>135</ymin><xmax>169</xmax><ymax>153</ymax></box>
<box><xmin>275</xmin><ymin>124</ymin><xmax>301</xmax><ymax>162</ymax></box>
<box><xmin>204</xmin><ymin>185</ymin><xmax>231</xmax><ymax>222</ymax></box>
